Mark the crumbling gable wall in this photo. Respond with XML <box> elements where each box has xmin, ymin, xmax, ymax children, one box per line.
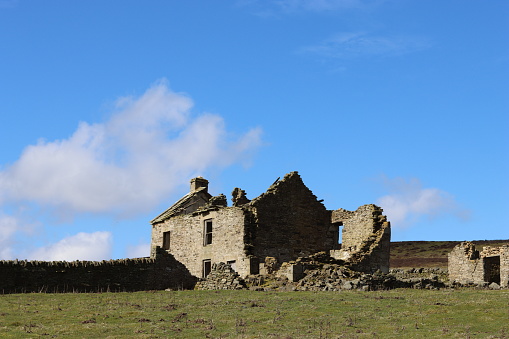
<box><xmin>448</xmin><ymin>242</ymin><xmax>509</xmax><ymax>287</ymax></box>
<box><xmin>243</xmin><ymin>172</ymin><xmax>337</xmax><ymax>265</ymax></box>
<box><xmin>330</xmin><ymin>204</ymin><xmax>391</xmax><ymax>273</ymax></box>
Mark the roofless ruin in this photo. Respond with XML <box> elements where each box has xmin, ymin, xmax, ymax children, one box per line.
<box><xmin>2</xmin><ymin>171</ymin><xmax>507</xmax><ymax>292</ymax></box>
<box><xmin>150</xmin><ymin>171</ymin><xmax>391</xmax><ymax>280</ymax></box>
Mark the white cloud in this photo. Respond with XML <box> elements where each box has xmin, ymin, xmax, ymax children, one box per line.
<box><xmin>0</xmin><ymin>214</ymin><xmax>19</xmax><ymax>259</ymax></box>
<box><xmin>0</xmin><ymin>214</ymin><xmax>18</xmax><ymax>244</ymax></box>
<box><xmin>0</xmin><ymin>79</ymin><xmax>262</xmax><ymax>260</ymax></box>
<box><xmin>0</xmin><ymin>212</ymin><xmax>39</xmax><ymax>259</ymax></box>
<box><xmin>302</xmin><ymin>32</ymin><xmax>431</xmax><ymax>59</ymax></box>
<box><xmin>0</xmin><ymin>79</ymin><xmax>263</xmax><ymax>218</ymax></box>
<box><xmin>376</xmin><ymin>176</ymin><xmax>470</xmax><ymax>228</ymax></box>
<box><xmin>28</xmin><ymin>231</ymin><xmax>112</xmax><ymax>261</ymax></box>
<box><xmin>126</xmin><ymin>243</ymin><xmax>150</xmax><ymax>258</ymax></box>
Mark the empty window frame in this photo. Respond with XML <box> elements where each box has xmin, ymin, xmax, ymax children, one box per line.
<box><xmin>162</xmin><ymin>231</ymin><xmax>171</xmax><ymax>250</ymax></box>
<box><xmin>202</xmin><ymin>259</ymin><xmax>212</xmax><ymax>278</ymax></box>
<box><xmin>204</xmin><ymin>219</ymin><xmax>213</xmax><ymax>246</ymax></box>
<box><xmin>227</xmin><ymin>260</ymin><xmax>236</xmax><ymax>271</ymax></box>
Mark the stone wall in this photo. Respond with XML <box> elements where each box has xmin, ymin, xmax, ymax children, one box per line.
<box><xmin>275</xmin><ymin>262</ymin><xmax>305</xmax><ymax>282</ymax></box>
<box><xmin>151</xmin><ymin>206</ymin><xmax>249</xmax><ymax>277</ymax></box>
<box><xmin>331</xmin><ymin>204</ymin><xmax>391</xmax><ymax>273</ymax></box>
<box><xmin>501</xmin><ymin>246</ymin><xmax>509</xmax><ymax>288</ymax></box>
<box><xmin>245</xmin><ymin>172</ymin><xmax>336</xmax><ymax>264</ymax></box>
<box><xmin>448</xmin><ymin>242</ymin><xmax>484</xmax><ymax>285</ymax></box>
<box><xmin>448</xmin><ymin>242</ymin><xmax>509</xmax><ymax>288</ymax></box>
<box><xmin>0</xmin><ymin>249</ymin><xmax>197</xmax><ymax>293</ymax></box>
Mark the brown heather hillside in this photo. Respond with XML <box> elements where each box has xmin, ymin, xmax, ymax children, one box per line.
<box><xmin>389</xmin><ymin>240</ymin><xmax>509</xmax><ymax>269</ymax></box>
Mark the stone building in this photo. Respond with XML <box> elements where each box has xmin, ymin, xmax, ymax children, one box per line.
<box><xmin>330</xmin><ymin>204</ymin><xmax>391</xmax><ymax>273</ymax></box>
<box><xmin>448</xmin><ymin>242</ymin><xmax>509</xmax><ymax>287</ymax></box>
<box><xmin>150</xmin><ymin>172</ymin><xmax>391</xmax><ymax>278</ymax></box>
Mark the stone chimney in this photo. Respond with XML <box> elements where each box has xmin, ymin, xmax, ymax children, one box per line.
<box><xmin>190</xmin><ymin>177</ymin><xmax>209</xmax><ymax>193</ymax></box>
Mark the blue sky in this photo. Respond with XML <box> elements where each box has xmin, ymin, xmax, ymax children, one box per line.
<box><xmin>0</xmin><ymin>0</ymin><xmax>507</xmax><ymax>260</ymax></box>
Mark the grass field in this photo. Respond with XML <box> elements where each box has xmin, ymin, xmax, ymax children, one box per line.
<box><xmin>1</xmin><ymin>289</ymin><xmax>508</xmax><ymax>338</ymax></box>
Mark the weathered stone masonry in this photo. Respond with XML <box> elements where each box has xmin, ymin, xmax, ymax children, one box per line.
<box><xmin>0</xmin><ymin>249</ymin><xmax>196</xmax><ymax>293</ymax></box>
<box><xmin>242</xmin><ymin>172</ymin><xmax>337</xmax><ymax>265</ymax></box>
<box><xmin>1</xmin><ymin>171</ymin><xmax>394</xmax><ymax>293</ymax></box>
<box><xmin>0</xmin><ymin>172</ymin><xmax>392</xmax><ymax>293</ymax></box>
<box><xmin>151</xmin><ymin>206</ymin><xmax>248</xmax><ymax>278</ymax></box>
<box><xmin>151</xmin><ymin>171</ymin><xmax>391</xmax><ymax>281</ymax></box>
<box><xmin>331</xmin><ymin>205</ymin><xmax>391</xmax><ymax>273</ymax></box>
<box><xmin>448</xmin><ymin>241</ymin><xmax>509</xmax><ymax>288</ymax></box>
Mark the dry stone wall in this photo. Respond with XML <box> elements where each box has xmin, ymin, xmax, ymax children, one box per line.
<box><xmin>0</xmin><ymin>249</ymin><xmax>197</xmax><ymax>293</ymax></box>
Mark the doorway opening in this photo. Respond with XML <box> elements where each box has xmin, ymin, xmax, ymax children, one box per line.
<box><xmin>202</xmin><ymin>259</ymin><xmax>212</xmax><ymax>278</ymax></box>
<box><xmin>484</xmin><ymin>256</ymin><xmax>500</xmax><ymax>284</ymax></box>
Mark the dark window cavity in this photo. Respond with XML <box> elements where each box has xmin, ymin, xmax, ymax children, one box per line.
<box><xmin>204</xmin><ymin>219</ymin><xmax>213</xmax><ymax>245</ymax></box>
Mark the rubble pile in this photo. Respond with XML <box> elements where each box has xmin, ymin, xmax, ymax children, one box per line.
<box><xmin>195</xmin><ymin>263</ymin><xmax>246</xmax><ymax>290</ymax></box>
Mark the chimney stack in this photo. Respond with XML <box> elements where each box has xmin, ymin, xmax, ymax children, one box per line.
<box><xmin>190</xmin><ymin>177</ymin><xmax>208</xmax><ymax>193</ymax></box>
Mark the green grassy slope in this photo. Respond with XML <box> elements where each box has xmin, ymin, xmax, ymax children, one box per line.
<box><xmin>1</xmin><ymin>290</ymin><xmax>508</xmax><ymax>338</ymax></box>
<box><xmin>390</xmin><ymin>240</ymin><xmax>509</xmax><ymax>269</ymax></box>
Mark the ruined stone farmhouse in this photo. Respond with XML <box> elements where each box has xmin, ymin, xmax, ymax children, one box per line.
<box><xmin>448</xmin><ymin>241</ymin><xmax>509</xmax><ymax>288</ymax></box>
<box><xmin>150</xmin><ymin>172</ymin><xmax>391</xmax><ymax>279</ymax></box>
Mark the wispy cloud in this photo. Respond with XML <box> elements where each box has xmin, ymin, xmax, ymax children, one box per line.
<box><xmin>301</xmin><ymin>32</ymin><xmax>431</xmax><ymax>59</ymax></box>
<box><xmin>0</xmin><ymin>212</ymin><xmax>39</xmax><ymax>260</ymax></box>
<box><xmin>376</xmin><ymin>176</ymin><xmax>470</xmax><ymax>229</ymax></box>
<box><xmin>0</xmin><ymin>214</ymin><xmax>20</xmax><ymax>259</ymax></box>
<box><xmin>126</xmin><ymin>242</ymin><xmax>150</xmax><ymax>258</ymax></box>
<box><xmin>0</xmin><ymin>79</ymin><xmax>263</xmax><ymax>260</ymax></box>
<box><xmin>28</xmin><ymin>232</ymin><xmax>113</xmax><ymax>261</ymax></box>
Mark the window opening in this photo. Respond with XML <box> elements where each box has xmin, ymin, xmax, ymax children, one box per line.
<box><xmin>162</xmin><ymin>231</ymin><xmax>171</xmax><ymax>250</ymax></box>
<box><xmin>204</xmin><ymin>219</ymin><xmax>213</xmax><ymax>245</ymax></box>
<box><xmin>338</xmin><ymin>225</ymin><xmax>343</xmax><ymax>244</ymax></box>
<box><xmin>227</xmin><ymin>260</ymin><xmax>236</xmax><ymax>271</ymax></box>
<box><xmin>202</xmin><ymin>259</ymin><xmax>212</xmax><ymax>278</ymax></box>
